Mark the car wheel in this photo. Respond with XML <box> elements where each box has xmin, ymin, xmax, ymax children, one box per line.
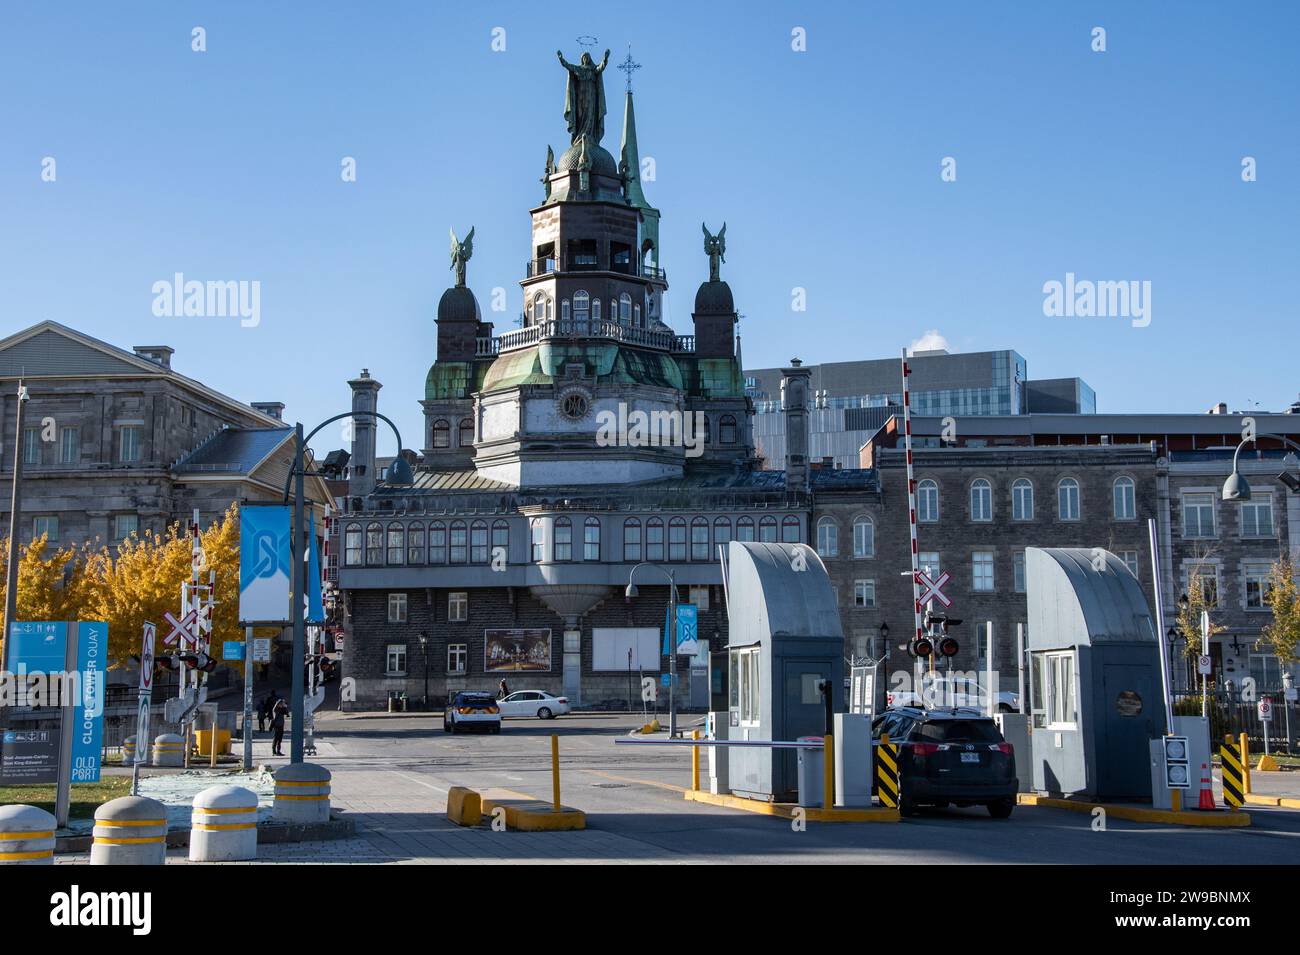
<box><xmin>491</xmin><ymin>725</ymin><xmax>501</xmax><ymax>735</ymax></box>
<box><xmin>987</xmin><ymin>799</ymin><xmax>1014</xmax><ymax>819</ymax></box>
<box><xmin>538</xmin><ymin>707</ymin><xmax>553</xmax><ymax>720</ymax></box>
<box><xmin>446</xmin><ymin>721</ymin><xmax>456</xmax><ymax>734</ymax></box>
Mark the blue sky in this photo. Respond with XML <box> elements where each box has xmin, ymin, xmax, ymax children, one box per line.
<box><xmin>3</xmin><ymin>2</ymin><xmax>1297</xmax><ymax>455</ymax></box>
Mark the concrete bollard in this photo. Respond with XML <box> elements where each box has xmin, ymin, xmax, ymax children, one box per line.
<box><xmin>273</xmin><ymin>762</ymin><xmax>331</xmax><ymax>824</ymax></box>
<box><xmin>90</xmin><ymin>796</ymin><xmax>168</xmax><ymax>865</ymax></box>
<box><xmin>0</xmin><ymin>805</ymin><xmax>56</xmax><ymax>865</ymax></box>
<box><xmin>189</xmin><ymin>786</ymin><xmax>258</xmax><ymax>862</ymax></box>
<box><xmin>123</xmin><ymin>735</ymin><xmax>137</xmax><ymax>765</ymax></box>
<box><xmin>152</xmin><ymin>733</ymin><xmax>184</xmax><ymax>767</ymax></box>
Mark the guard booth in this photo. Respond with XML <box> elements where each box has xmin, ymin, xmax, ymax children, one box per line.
<box><xmin>724</xmin><ymin>541</ymin><xmax>843</xmax><ymax>802</ymax></box>
<box><xmin>1026</xmin><ymin>547</ymin><xmax>1168</xmax><ymax>800</ymax></box>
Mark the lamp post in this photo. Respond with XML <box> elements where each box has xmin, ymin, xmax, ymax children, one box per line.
<box><xmin>626</xmin><ymin>562</ymin><xmax>680</xmax><ymax>738</ymax></box>
<box><xmin>1221</xmin><ymin>433</ymin><xmax>1300</xmax><ymax>502</ymax></box>
<box><xmin>2</xmin><ymin>380</ymin><xmax>29</xmax><ymax>671</ymax></box>
<box><xmin>878</xmin><ymin>621</ymin><xmax>889</xmax><ymax>662</ymax></box>
<box><xmin>419</xmin><ymin>630</ymin><xmax>430</xmax><ymax>710</ymax></box>
<box><xmin>283</xmin><ymin>410</ymin><xmax>412</xmax><ymax>762</ymax></box>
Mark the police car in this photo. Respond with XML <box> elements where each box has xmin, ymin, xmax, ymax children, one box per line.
<box><xmin>443</xmin><ymin>692</ymin><xmax>502</xmax><ymax>734</ymax></box>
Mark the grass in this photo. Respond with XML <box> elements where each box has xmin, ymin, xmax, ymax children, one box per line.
<box><xmin>0</xmin><ymin>776</ymin><xmax>133</xmax><ymax>821</ymax></box>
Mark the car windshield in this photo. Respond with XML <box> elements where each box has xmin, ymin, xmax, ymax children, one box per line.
<box><xmin>914</xmin><ymin>720</ymin><xmax>1003</xmax><ymax>744</ymax></box>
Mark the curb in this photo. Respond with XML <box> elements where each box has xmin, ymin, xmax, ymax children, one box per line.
<box><xmin>684</xmin><ymin>789</ymin><xmax>900</xmax><ymax>823</ymax></box>
<box><xmin>1017</xmin><ymin>793</ymin><xmax>1250</xmax><ymax>827</ymax></box>
<box><xmin>54</xmin><ymin>815</ymin><xmax>355</xmax><ymax>853</ymax></box>
<box><xmin>1244</xmin><ymin>793</ymin><xmax>1300</xmax><ymax>810</ymax></box>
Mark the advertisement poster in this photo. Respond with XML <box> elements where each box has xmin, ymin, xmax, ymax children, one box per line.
<box><xmin>484</xmin><ymin>629</ymin><xmax>552</xmax><ymax>672</ymax></box>
<box><xmin>239</xmin><ymin>504</ymin><xmax>292</xmax><ymax>624</ymax></box>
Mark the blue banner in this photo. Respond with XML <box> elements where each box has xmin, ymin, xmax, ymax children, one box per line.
<box><xmin>71</xmin><ymin>622</ymin><xmax>106</xmax><ymax>782</ymax></box>
<box><xmin>239</xmin><ymin>504</ymin><xmax>292</xmax><ymax>623</ymax></box>
<box><xmin>307</xmin><ymin>512</ymin><xmax>325</xmax><ymax>624</ymax></box>
<box><xmin>676</xmin><ymin>604</ymin><xmax>699</xmax><ymax>656</ymax></box>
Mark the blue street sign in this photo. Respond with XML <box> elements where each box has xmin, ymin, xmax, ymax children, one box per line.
<box><xmin>307</xmin><ymin>512</ymin><xmax>325</xmax><ymax>624</ymax></box>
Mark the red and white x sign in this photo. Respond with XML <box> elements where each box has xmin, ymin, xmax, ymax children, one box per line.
<box><xmin>916</xmin><ymin>570</ymin><xmax>952</xmax><ymax>607</ymax></box>
<box><xmin>163</xmin><ymin>609</ymin><xmax>199</xmax><ymax>647</ymax></box>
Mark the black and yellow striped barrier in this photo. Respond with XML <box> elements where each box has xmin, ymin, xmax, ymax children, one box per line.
<box><xmin>874</xmin><ymin>733</ymin><xmax>900</xmax><ymax>809</ymax></box>
<box><xmin>1220</xmin><ymin>736</ymin><xmax>1245</xmax><ymax>809</ymax></box>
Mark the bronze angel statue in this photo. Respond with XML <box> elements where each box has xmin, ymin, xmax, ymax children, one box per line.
<box><xmin>702</xmin><ymin>222</ymin><xmax>726</xmax><ymax>282</ymax></box>
<box><xmin>449</xmin><ymin>226</ymin><xmax>474</xmax><ymax>287</ymax></box>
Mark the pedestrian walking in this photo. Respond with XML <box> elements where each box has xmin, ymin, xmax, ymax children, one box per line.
<box><xmin>271</xmin><ymin>698</ymin><xmax>289</xmax><ymax>756</ymax></box>
<box><xmin>499</xmin><ymin>678</ymin><xmax>510</xmax><ymax>700</ymax></box>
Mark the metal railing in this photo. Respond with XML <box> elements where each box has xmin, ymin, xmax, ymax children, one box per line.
<box><xmin>494</xmin><ymin>319</ymin><xmax>676</xmax><ymax>353</ymax></box>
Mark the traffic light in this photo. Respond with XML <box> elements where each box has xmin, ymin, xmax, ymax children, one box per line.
<box><xmin>155</xmin><ymin>654</ymin><xmax>178</xmax><ymax>672</ymax></box>
<box><xmin>909</xmin><ymin>634</ymin><xmax>934</xmax><ymax>658</ymax></box>
<box><xmin>937</xmin><ymin>635</ymin><xmax>960</xmax><ymax>658</ymax></box>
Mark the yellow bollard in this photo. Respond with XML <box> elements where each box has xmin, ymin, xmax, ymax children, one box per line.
<box><xmin>823</xmin><ymin>734</ymin><xmax>834</xmax><ymax>811</ymax></box>
<box><xmin>691</xmin><ymin>729</ymin><xmax>701</xmax><ymax>792</ymax></box>
<box><xmin>1240</xmin><ymin>732</ymin><xmax>1252</xmax><ymax>794</ymax></box>
<box><xmin>1171</xmin><ymin>789</ymin><xmax>1181</xmax><ymax>812</ymax></box>
<box><xmin>551</xmin><ymin>735</ymin><xmax>560</xmax><ymax>813</ymax></box>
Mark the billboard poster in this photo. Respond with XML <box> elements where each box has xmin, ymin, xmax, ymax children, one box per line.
<box><xmin>240</xmin><ymin>504</ymin><xmax>292</xmax><ymax>624</ymax></box>
<box><xmin>484</xmin><ymin>629</ymin><xmax>552</xmax><ymax>673</ymax></box>
<box><xmin>306</xmin><ymin>512</ymin><xmax>325</xmax><ymax>624</ymax></box>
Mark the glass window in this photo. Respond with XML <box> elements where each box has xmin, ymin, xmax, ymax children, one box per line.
<box><xmin>33</xmin><ymin>515</ymin><xmax>59</xmax><ymax>542</ymax></box>
<box><xmin>854</xmin><ymin>579</ymin><xmax>875</xmax><ymax>608</ymax></box>
<box><xmin>1057</xmin><ymin>478</ymin><xmax>1080</xmax><ymax>521</ymax></box>
<box><xmin>449</xmin><ymin>520</ymin><xmax>467</xmax><ymax>563</ymax></box>
<box><xmin>691</xmin><ymin>517</ymin><xmax>709</xmax><ymax>561</ymax></box>
<box><xmin>1013</xmin><ymin>551</ymin><xmax>1026</xmax><ymax>593</ymax></box>
<box><xmin>430</xmin><ymin>521</ymin><xmax>447</xmax><ymax>563</ymax></box>
<box><xmin>759</xmin><ymin>516</ymin><xmax>778</xmax><ymax>543</ymax></box>
<box><xmin>1248</xmin><ymin>654</ymin><xmax>1282</xmax><ymax>692</ymax></box>
<box><xmin>114</xmin><ymin>514</ymin><xmax>138</xmax><ymax>541</ymax></box>
<box><xmin>736</xmin><ymin>517</ymin><xmax>754</xmax><ymax>542</ymax></box>
<box><xmin>782</xmin><ymin>516</ymin><xmax>800</xmax><ymax>543</ymax></box>
<box><xmin>405</xmin><ymin>523</ymin><xmax>425</xmax><ymax>564</ymax></box>
<box><xmin>119</xmin><ymin>425</ymin><xmax>142</xmax><ymax>463</ymax></box>
<box><xmin>737</xmin><ymin>647</ymin><xmax>761</xmax><ymax>726</ymax></box>
<box><xmin>458</xmin><ymin>418</ymin><xmax>474</xmax><ymax>448</ymax></box>
<box><xmin>623</xmin><ymin>519</ymin><xmax>641</xmax><ymax>562</ymax></box>
<box><xmin>719</xmin><ymin>415</ymin><xmax>737</xmax><ymax>444</ymax></box>
<box><xmin>386</xmin><ymin>645</ymin><xmax>407</xmax><ymax>675</ymax></box>
<box><xmin>470</xmin><ymin>521</ymin><xmax>488</xmax><ymax>563</ymax></box>
<box><xmin>365</xmin><ymin>522</ymin><xmax>383</xmax><ymax>565</ymax></box>
<box><xmin>1113</xmin><ymin>477</ymin><xmax>1136</xmax><ymax>520</ymax></box>
<box><xmin>973</xmin><ymin>552</ymin><xmax>994</xmax><ymax>592</ymax></box>
<box><xmin>1120</xmin><ymin>550</ymin><xmax>1139</xmax><ymax>579</ymax></box>
<box><xmin>1182</xmin><ymin>493</ymin><xmax>1215</xmax><ymax>538</ymax></box>
<box><xmin>530</xmin><ymin>519</ymin><xmax>544</xmax><ymax>562</ymax></box>
<box><xmin>816</xmin><ymin>518</ymin><xmax>837</xmax><ymax>557</ymax></box>
<box><xmin>432</xmin><ymin>420</ymin><xmax>450</xmax><ymax>449</ymax></box>
<box><xmin>1240</xmin><ymin>500</ymin><xmax>1273</xmax><ymax>537</ymax></box>
<box><xmin>852</xmin><ymin>517</ymin><xmax>874</xmax><ymax>558</ymax></box>
<box><xmin>1245</xmin><ymin>567</ymin><xmax>1273</xmax><ymax>609</ymax></box>
<box><xmin>1189</xmin><ymin>565</ymin><xmax>1219</xmax><ymax>608</ymax></box>
<box><xmin>918</xmin><ymin>551</ymin><xmax>940</xmax><ymax>577</ymax></box>
<box><xmin>592</xmin><ymin>298</ymin><xmax>601</xmax><ymax>322</ymax></box>
<box><xmin>917</xmin><ymin>480</ymin><xmax>939</xmax><ymax>522</ymax></box>
<box><xmin>619</xmin><ymin>292</ymin><xmax>632</xmax><ymax>323</ymax></box>
<box><xmin>22</xmin><ymin>427</ymin><xmax>40</xmax><ymax>466</ymax></box>
<box><xmin>646</xmin><ymin>518</ymin><xmax>664</xmax><ymax>561</ymax></box>
<box><xmin>386</xmin><ymin>523</ymin><xmax>404</xmax><ymax>565</ymax></box>
<box><xmin>584</xmin><ymin>517</ymin><xmax>601</xmax><ymax>561</ymax></box>
<box><xmin>573</xmin><ymin>289</ymin><xmax>590</xmax><ymax>324</ymax></box>
<box><xmin>1044</xmin><ymin>651</ymin><xmax>1076</xmax><ymax>728</ymax></box>
<box><xmin>668</xmin><ymin>518</ymin><xmax>687</xmax><ymax>561</ymax></box>
<box><xmin>491</xmin><ymin>520</ymin><xmax>509</xmax><ymax>565</ymax></box>
<box><xmin>344</xmin><ymin>523</ymin><xmax>362</xmax><ymax>566</ymax></box>
<box><xmin>1011</xmin><ymin>479</ymin><xmax>1033</xmax><ymax>521</ymax></box>
<box><xmin>448</xmin><ymin>591</ymin><xmax>468</xmax><ymax>622</ymax></box>
<box><xmin>713</xmin><ymin>518</ymin><xmax>731</xmax><ymax>554</ymax></box>
<box><xmin>387</xmin><ymin>593</ymin><xmax>408</xmax><ymax>623</ymax></box>
<box><xmin>970</xmin><ymin>479</ymin><xmax>992</xmax><ymax>522</ymax></box>
<box><xmin>59</xmin><ymin>427</ymin><xmax>80</xmax><ymax>464</ymax></box>
<box><xmin>554</xmin><ymin>517</ymin><xmax>572</xmax><ymax>561</ymax></box>
<box><xmin>447</xmin><ymin>644</ymin><xmax>467</xmax><ymax>674</ymax></box>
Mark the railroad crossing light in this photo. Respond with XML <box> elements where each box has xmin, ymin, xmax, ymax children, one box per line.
<box><xmin>938</xmin><ymin>635</ymin><xmax>960</xmax><ymax>658</ymax></box>
<box><xmin>179</xmin><ymin>652</ymin><xmax>217</xmax><ymax>673</ymax></box>
<box><xmin>910</xmin><ymin>635</ymin><xmax>934</xmax><ymax>658</ymax></box>
<box><xmin>156</xmin><ymin>654</ymin><xmax>178</xmax><ymax>672</ymax></box>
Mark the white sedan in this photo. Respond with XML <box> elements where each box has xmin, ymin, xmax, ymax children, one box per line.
<box><xmin>496</xmin><ymin>691</ymin><xmax>572</xmax><ymax>720</ymax></box>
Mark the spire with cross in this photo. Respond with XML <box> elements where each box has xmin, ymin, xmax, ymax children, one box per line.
<box><xmin>617</xmin><ymin>45</ymin><xmax>641</xmax><ymax>94</ymax></box>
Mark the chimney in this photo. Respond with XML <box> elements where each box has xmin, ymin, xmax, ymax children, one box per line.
<box><xmin>348</xmin><ymin>369</ymin><xmax>382</xmax><ymax>498</ymax></box>
<box><xmin>133</xmin><ymin>345</ymin><xmax>174</xmax><ymax>369</ymax></box>
<box><xmin>1207</xmin><ymin>402</ymin><xmax>1228</xmax><ymax>415</ymax></box>
<box><xmin>251</xmin><ymin>401</ymin><xmax>285</xmax><ymax>421</ymax></box>
<box><xmin>781</xmin><ymin>358</ymin><xmax>812</xmax><ymax>491</ymax></box>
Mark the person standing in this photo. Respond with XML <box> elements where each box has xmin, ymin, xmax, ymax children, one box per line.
<box><xmin>498</xmin><ymin>678</ymin><xmax>510</xmax><ymax>700</ymax></box>
<box><xmin>270</xmin><ymin>697</ymin><xmax>289</xmax><ymax>756</ymax></box>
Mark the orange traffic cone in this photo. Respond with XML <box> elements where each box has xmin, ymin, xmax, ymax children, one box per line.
<box><xmin>1198</xmin><ymin>762</ymin><xmax>1215</xmax><ymax>811</ymax></box>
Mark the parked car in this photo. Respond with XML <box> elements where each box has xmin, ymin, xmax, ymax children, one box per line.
<box><xmin>443</xmin><ymin>692</ymin><xmax>501</xmax><ymax>734</ymax></box>
<box><xmin>496</xmin><ymin>690</ymin><xmax>572</xmax><ymax>720</ymax></box>
<box><xmin>887</xmin><ymin>676</ymin><xmax>1019</xmax><ymax>712</ymax></box>
<box><xmin>872</xmin><ymin>707</ymin><xmax>1017</xmax><ymax>818</ymax></box>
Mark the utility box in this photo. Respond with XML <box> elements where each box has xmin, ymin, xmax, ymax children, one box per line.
<box><xmin>725</xmin><ymin>541</ymin><xmax>844</xmax><ymax>803</ymax></box>
<box><xmin>834</xmin><ymin>713</ymin><xmax>873</xmax><ymax>807</ymax></box>
<box><xmin>707</xmin><ymin>711</ymin><xmax>730</xmax><ymax>795</ymax></box>
<box><xmin>995</xmin><ymin>712</ymin><xmax>1033</xmax><ymax>793</ymax></box>
<box><xmin>1026</xmin><ymin>547</ymin><xmax>1168</xmax><ymax>801</ymax></box>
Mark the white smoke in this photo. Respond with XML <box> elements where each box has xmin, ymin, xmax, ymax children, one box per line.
<box><xmin>908</xmin><ymin>330</ymin><xmax>951</xmax><ymax>355</ymax></box>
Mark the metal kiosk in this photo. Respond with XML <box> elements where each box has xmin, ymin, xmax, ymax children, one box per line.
<box><xmin>724</xmin><ymin>541</ymin><xmax>844</xmax><ymax>802</ymax></box>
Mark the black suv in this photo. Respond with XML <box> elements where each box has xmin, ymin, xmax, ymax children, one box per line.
<box><xmin>872</xmin><ymin>707</ymin><xmax>1017</xmax><ymax>818</ymax></box>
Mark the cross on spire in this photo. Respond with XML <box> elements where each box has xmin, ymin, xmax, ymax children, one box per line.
<box><xmin>617</xmin><ymin>45</ymin><xmax>641</xmax><ymax>93</ymax></box>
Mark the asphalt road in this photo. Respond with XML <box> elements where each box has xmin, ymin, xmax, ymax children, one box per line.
<box><xmin>310</xmin><ymin>711</ymin><xmax>1300</xmax><ymax>864</ymax></box>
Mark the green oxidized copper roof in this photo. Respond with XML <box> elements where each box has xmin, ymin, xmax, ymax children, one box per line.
<box><xmin>676</xmin><ymin>355</ymin><xmax>744</xmax><ymax>398</ymax></box>
<box><xmin>425</xmin><ymin>361</ymin><xmax>484</xmax><ymax>401</ymax></box>
<box><xmin>481</xmin><ymin>343</ymin><xmax>684</xmax><ymax>392</ymax></box>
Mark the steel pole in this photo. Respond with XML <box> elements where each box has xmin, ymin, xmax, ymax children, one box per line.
<box><xmin>242</xmin><ymin>625</ymin><xmax>254</xmax><ymax>771</ymax></box>
<box><xmin>290</xmin><ymin>424</ymin><xmax>306</xmax><ymax>763</ymax></box>
<box><xmin>668</xmin><ymin>577</ymin><xmax>677</xmax><ymax>739</ymax></box>
<box><xmin>2</xmin><ymin>380</ymin><xmax>28</xmax><ymax>671</ymax></box>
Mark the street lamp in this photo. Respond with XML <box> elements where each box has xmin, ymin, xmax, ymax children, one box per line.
<box><xmin>1</xmin><ymin>379</ymin><xmax>29</xmax><ymax>672</ymax></box>
<box><xmin>283</xmin><ymin>410</ymin><xmax>412</xmax><ymax>762</ymax></box>
<box><xmin>419</xmin><ymin>630</ymin><xmax>430</xmax><ymax>710</ymax></box>
<box><xmin>626</xmin><ymin>562</ymin><xmax>680</xmax><ymax>738</ymax></box>
<box><xmin>1221</xmin><ymin>433</ymin><xmax>1300</xmax><ymax>501</ymax></box>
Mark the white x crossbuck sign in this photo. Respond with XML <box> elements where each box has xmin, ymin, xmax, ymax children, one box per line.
<box><xmin>163</xmin><ymin>609</ymin><xmax>199</xmax><ymax>647</ymax></box>
<box><xmin>915</xmin><ymin>570</ymin><xmax>952</xmax><ymax>607</ymax></box>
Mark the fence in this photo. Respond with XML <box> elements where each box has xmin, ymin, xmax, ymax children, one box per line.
<box><xmin>1173</xmin><ymin>690</ymin><xmax>1296</xmax><ymax>756</ymax></box>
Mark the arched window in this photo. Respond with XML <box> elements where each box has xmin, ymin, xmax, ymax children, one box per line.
<box><xmin>532</xmin><ymin>291</ymin><xmax>546</xmax><ymax>324</ymax></box>
<box><xmin>429</xmin><ymin>521</ymin><xmax>447</xmax><ymax>563</ymax></box>
<box><xmin>623</xmin><ymin>518</ymin><xmax>642</xmax><ymax>562</ymax></box>
<box><xmin>668</xmin><ymin>517</ymin><xmax>687</xmax><ymax>561</ymax></box>
<box><xmin>584</xmin><ymin>517</ymin><xmax>601</xmax><ymax>561</ymax></box>
<box><xmin>917</xmin><ymin>480</ymin><xmax>939</xmax><ymax>523</ymax></box>
<box><xmin>691</xmin><ymin>517</ymin><xmax>709</xmax><ymax>561</ymax></box>
<box><xmin>561</xmin><ymin>298</ymin><xmax>570</xmax><ymax>321</ymax></box>
<box><xmin>1113</xmin><ymin>476</ymin><xmax>1136</xmax><ymax>520</ymax></box>
<box><xmin>1012</xmin><ymin>479</ymin><xmax>1034</xmax><ymax>521</ymax></box>
<box><xmin>719</xmin><ymin>414</ymin><xmax>737</xmax><ymax>444</ymax></box>
<box><xmin>530</xmin><ymin>519</ymin><xmax>545</xmax><ymax>562</ymax></box>
<box><xmin>853</xmin><ymin>517</ymin><xmax>875</xmax><ymax>558</ymax></box>
<box><xmin>449</xmin><ymin>520</ymin><xmax>467</xmax><ymax>563</ymax></box>
<box><xmin>646</xmin><ymin>518</ymin><xmax>664</xmax><ymax>561</ymax></box>
<box><xmin>970</xmin><ymin>479</ymin><xmax>992</xmax><ymax>522</ymax></box>
<box><xmin>736</xmin><ymin>517</ymin><xmax>755</xmax><ymax>542</ymax></box>
<box><xmin>592</xmin><ymin>298</ymin><xmax>601</xmax><ymax>322</ymax></box>
<box><xmin>432</xmin><ymin>419</ymin><xmax>450</xmax><ymax>449</ymax></box>
<box><xmin>713</xmin><ymin>518</ymin><xmax>731</xmax><ymax>553</ymax></box>
<box><xmin>458</xmin><ymin>418</ymin><xmax>474</xmax><ymax>448</ymax></box>
<box><xmin>816</xmin><ymin>517</ymin><xmax>838</xmax><ymax>557</ymax></box>
<box><xmin>619</xmin><ymin>292</ymin><xmax>632</xmax><ymax>323</ymax></box>
<box><xmin>782</xmin><ymin>515</ymin><xmax>801</xmax><ymax>543</ymax></box>
<box><xmin>491</xmin><ymin>520</ymin><xmax>509</xmax><ymax>565</ymax></box>
<box><xmin>344</xmin><ymin>523</ymin><xmax>362</xmax><ymax>566</ymax></box>
<box><xmin>1058</xmin><ymin>478</ymin><xmax>1081</xmax><ymax>521</ymax></box>
<box><xmin>407</xmin><ymin>522</ymin><xmax>425</xmax><ymax>565</ymax></box>
<box><xmin>365</xmin><ymin>522</ymin><xmax>383</xmax><ymax>565</ymax></box>
<box><xmin>470</xmin><ymin>520</ymin><xmax>489</xmax><ymax>563</ymax></box>
<box><xmin>554</xmin><ymin>517</ymin><xmax>572</xmax><ymax>561</ymax></box>
<box><xmin>759</xmin><ymin>516</ymin><xmax>778</xmax><ymax>543</ymax></box>
<box><xmin>573</xmin><ymin>290</ymin><xmax>590</xmax><ymax>324</ymax></box>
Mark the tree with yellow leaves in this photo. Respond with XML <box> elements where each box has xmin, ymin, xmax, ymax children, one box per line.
<box><xmin>1175</xmin><ymin>570</ymin><xmax>1226</xmax><ymax>660</ymax></box>
<box><xmin>92</xmin><ymin>522</ymin><xmax>195</xmax><ymax>667</ymax></box>
<box><xmin>1261</xmin><ymin>557</ymin><xmax>1299</xmax><ymax>665</ymax></box>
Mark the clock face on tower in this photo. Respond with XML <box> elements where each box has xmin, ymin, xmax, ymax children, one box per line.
<box><xmin>557</xmin><ymin>384</ymin><xmax>593</xmax><ymax>421</ymax></box>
